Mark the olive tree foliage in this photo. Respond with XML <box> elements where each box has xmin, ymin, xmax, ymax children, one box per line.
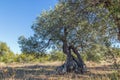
<box><xmin>18</xmin><ymin>35</ymin><xmax>42</xmax><ymax>54</ymax></box>
<box><xmin>88</xmin><ymin>0</ymin><xmax>120</xmax><ymax>67</ymax></box>
<box><xmin>18</xmin><ymin>0</ymin><xmax>117</xmax><ymax>53</ymax></box>
<box><xmin>89</xmin><ymin>0</ymin><xmax>120</xmax><ymax>40</ymax></box>
<box><xmin>18</xmin><ymin>0</ymin><xmax>117</xmax><ymax>73</ymax></box>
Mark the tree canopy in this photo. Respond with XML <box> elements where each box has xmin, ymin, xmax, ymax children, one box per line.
<box><xmin>90</xmin><ymin>0</ymin><xmax>120</xmax><ymax>40</ymax></box>
<box><xmin>18</xmin><ymin>0</ymin><xmax>117</xmax><ymax>53</ymax></box>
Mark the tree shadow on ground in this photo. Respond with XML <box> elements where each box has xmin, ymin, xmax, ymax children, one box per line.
<box><xmin>0</xmin><ymin>64</ymin><xmax>119</xmax><ymax>80</ymax></box>
<box><xmin>0</xmin><ymin>64</ymin><xmax>57</xmax><ymax>80</ymax></box>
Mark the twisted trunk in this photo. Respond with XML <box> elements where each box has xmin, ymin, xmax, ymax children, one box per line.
<box><xmin>70</xmin><ymin>46</ymin><xmax>86</xmax><ymax>73</ymax></box>
<box><xmin>56</xmin><ymin>41</ymin><xmax>87</xmax><ymax>74</ymax></box>
<box><xmin>56</xmin><ymin>27</ymin><xmax>87</xmax><ymax>74</ymax></box>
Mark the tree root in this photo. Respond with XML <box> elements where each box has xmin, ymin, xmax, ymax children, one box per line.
<box><xmin>56</xmin><ymin>59</ymin><xmax>87</xmax><ymax>74</ymax></box>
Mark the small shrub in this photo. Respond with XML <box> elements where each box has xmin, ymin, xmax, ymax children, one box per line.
<box><xmin>49</xmin><ymin>51</ymin><xmax>66</xmax><ymax>61</ymax></box>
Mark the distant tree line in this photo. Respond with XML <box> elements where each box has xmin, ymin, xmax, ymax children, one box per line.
<box><xmin>0</xmin><ymin>41</ymin><xmax>120</xmax><ymax>64</ymax></box>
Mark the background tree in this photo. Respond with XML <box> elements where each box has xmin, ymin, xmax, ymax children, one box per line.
<box><xmin>49</xmin><ymin>50</ymin><xmax>66</xmax><ymax>61</ymax></box>
<box><xmin>18</xmin><ymin>0</ymin><xmax>117</xmax><ymax>74</ymax></box>
<box><xmin>0</xmin><ymin>41</ymin><xmax>12</xmax><ymax>55</ymax></box>
<box><xmin>0</xmin><ymin>41</ymin><xmax>15</xmax><ymax>63</ymax></box>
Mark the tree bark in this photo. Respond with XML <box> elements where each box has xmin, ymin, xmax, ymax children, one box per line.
<box><xmin>70</xmin><ymin>46</ymin><xmax>86</xmax><ymax>73</ymax></box>
<box><xmin>56</xmin><ymin>42</ymin><xmax>87</xmax><ymax>74</ymax></box>
<box><xmin>56</xmin><ymin>27</ymin><xmax>87</xmax><ymax>74</ymax></box>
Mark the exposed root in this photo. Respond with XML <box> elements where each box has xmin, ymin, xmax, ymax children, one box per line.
<box><xmin>56</xmin><ymin>59</ymin><xmax>87</xmax><ymax>74</ymax></box>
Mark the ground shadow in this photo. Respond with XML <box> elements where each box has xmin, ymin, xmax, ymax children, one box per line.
<box><xmin>0</xmin><ymin>63</ymin><xmax>119</xmax><ymax>80</ymax></box>
<box><xmin>0</xmin><ymin>64</ymin><xmax>57</xmax><ymax>80</ymax></box>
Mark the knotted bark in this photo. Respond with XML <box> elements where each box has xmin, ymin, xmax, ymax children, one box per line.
<box><xmin>56</xmin><ymin>43</ymin><xmax>87</xmax><ymax>74</ymax></box>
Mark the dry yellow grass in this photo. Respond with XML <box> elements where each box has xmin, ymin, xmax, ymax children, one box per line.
<box><xmin>0</xmin><ymin>61</ymin><xmax>119</xmax><ymax>80</ymax></box>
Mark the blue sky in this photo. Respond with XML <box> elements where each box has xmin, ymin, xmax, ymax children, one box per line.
<box><xmin>0</xmin><ymin>0</ymin><xmax>58</xmax><ymax>53</ymax></box>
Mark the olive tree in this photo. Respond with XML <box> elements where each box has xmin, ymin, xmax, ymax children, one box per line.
<box><xmin>18</xmin><ymin>0</ymin><xmax>117</xmax><ymax>74</ymax></box>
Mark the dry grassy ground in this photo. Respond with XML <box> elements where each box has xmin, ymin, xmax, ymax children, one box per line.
<box><xmin>0</xmin><ymin>61</ymin><xmax>120</xmax><ymax>80</ymax></box>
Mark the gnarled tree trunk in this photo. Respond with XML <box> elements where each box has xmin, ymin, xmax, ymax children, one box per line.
<box><xmin>56</xmin><ymin>42</ymin><xmax>87</xmax><ymax>74</ymax></box>
<box><xmin>56</xmin><ymin>27</ymin><xmax>87</xmax><ymax>74</ymax></box>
